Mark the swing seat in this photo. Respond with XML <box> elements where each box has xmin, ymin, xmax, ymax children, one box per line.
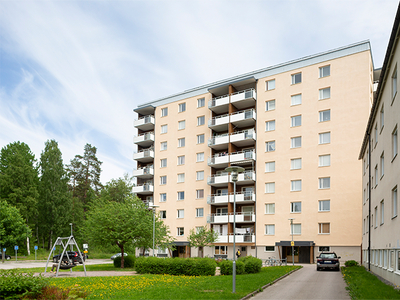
<box><xmin>59</xmin><ymin>263</ymin><xmax>77</xmax><ymax>270</ymax></box>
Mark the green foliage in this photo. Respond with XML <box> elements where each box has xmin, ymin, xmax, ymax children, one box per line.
<box><xmin>99</xmin><ymin>174</ymin><xmax>134</xmax><ymax>203</ymax></box>
<box><xmin>0</xmin><ymin>269</ymin><xmax>49</xmax><ymax>299</ymax></box>
<box><xmin>219</xmin><ymin>260</ymin><xmax>245</xmax><ymax>275</ymax></box>
<box><xmin>344</xmin><ymin>260</ymin><xmax>359</xmax><ymax>267</ymax></box>
<box><xmin>238</xmin><ymin>256</ymin><xmax>262</xmax><ymax>274</ymax></box>
<box><xmin>23</xmin><ymin>284</ymin><xmax>89</xmax><ymax>300</ymax></box>
<box><xmin>187</xmin><ymin>226</ymin><xmax>219</xmax><ymax>249</ymax></box>
<box><xmin>113</xmin><ymin>255</ymin><xmax>135</xmax><ymax>268</ymax></box>
<box><xmin>135</xmin><ymin>257</ymin><xmax>217</xmax><ymax>276</ymax></box>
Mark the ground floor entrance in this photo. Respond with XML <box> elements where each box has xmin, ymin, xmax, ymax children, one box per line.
<box><xmin>276</xmin><ymin>241</ymin><xmax>315</xmax><ymax>263</ymax></box>
<box><xmin>172</xmin><ymin>242</ymin><xmax>190</xmax><ymax>258</ymax></box>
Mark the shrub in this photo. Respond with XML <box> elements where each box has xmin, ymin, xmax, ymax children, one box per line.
<box><xmin>0</xmin><ymin>269</ymin><xmax>49</xmax><ymax>299</ymax></box>
<box><xmin>239</xmin><ymin>256</ymin><xmax>262</xmax><ymax>274</ymax></box>
<box><xmin>219</xmin><ymin>260</ymin><xmax>245</xmax><ymax>275</ymax></box>
<box><xmin>345</xmin><ymin>260</ymin><xmax>359</xmax><ymax>267</ymax></box>
<box><xmin>113</xmin><ymin>255</ymin><xmax>135</xmax><ymax>268</ymax></box>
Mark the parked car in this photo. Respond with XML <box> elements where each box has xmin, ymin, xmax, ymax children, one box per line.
<box><xmin>316</xmin><ymin>252</ymin><xmax>341</xmax><ymax>271</ymax></box>
<box><xmin>53</xmin><ymin>251</ymin><xmax>86</xmax><ymax>264</ymax></box>
<box><xmin>3</xmin><ymin>254</ymin><xmax>11</xmax><ymax>260</ymax></box>
<box><xmin>111</xmin><ymin>253</ymin><xmax>128</xmax><ymax>260</ymax></box>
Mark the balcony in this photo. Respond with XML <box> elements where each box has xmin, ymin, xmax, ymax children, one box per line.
<box><xmin>132</xmin><ymin>166</ymin><xmax>154</xmax><ymax>179</ymax></box>
<box><xmin>207</xmin><ymin>172</ymin><xmax>229</xmax><ymax>187</ymax></box>
<box><xmin>230</xmin><ymin>109</ymin><xmax>256</xmax><ymax>128</ymax></box>
<box><xmin>208</xmin><ymin>133</ymin><xmax>229</xmax><ymax>150</ymax></box>
<box><xmin>208</xmin><ymin>113</ymin><xmax>229</xmax><ymax>132</ymax></box>
<box><xmin>237</xmin><ymin>171</ymin><xmax>256</xmax><ymax>185</ymax></box>
<box><xmin>230</xmin><ymin>88</ymin><xmax>256</xmax><ymax>110</ymax></box>
<box><xmin>229</xmin><ymin>192</ymin><xmax>255</xmax><ymax>204</ymax></box>
<box><xmin>229</xmin><ymin>212</ymin><xmax>255</xmax><ymax>223</ymax></box>
<box><xmin>134</xmin><ymin>115</ymin><xmax>155</xmax><ymax>131</ymax></box>
<box><xmin>207</xmin><ymin>213</ymin><xmax>229</xmax><ymax>224</ymax></box>
<box><xmin>207</xmin><ymin>153</ymin><xmax>229</xmax><ymax>168</ymax></box>
<box><xmin>208</xmin><ymin>94</ymin><xmax>229</xmax><ymax>114</ymax></box>
<box><xmin>230</xmin><ymin>149</ymin><xmax>255</xmax><ymax>164</ymax></box>
<box><xmin>133</xmin><ymin>149</ymin><xmax>154</xmax><ymax>162</ymax></box>
<box><xmin>133</xmin><ymin>183</ymin><xmax>154</xmax><ymax>195</ymax></box>
<box><xmin>230</xmin><ymin>129</ymin><xmax>256</xmax><ymax>147</ymax></box>
<box><xmin>133</xmin><ymin>132</ymin><xmax>155</xmax><ymax>147</ymax></box>
<box><xmin>229</xmin><ymin>233</ymin><xmax>255</xmax><ymax>243</ymax></box>
<box><xmin>215</xmin><ymin>235</ymin><xmax>229</xmax><ymax>243</ymax></box>
<box><xmin>207</xmin><ymin>194</ymin><xmax>229</xmax><ymax>205</ymax></box>
<box><xmin>208</xmin><ymin>171</ymin><xmax>255</xmax><ymax>187</ymax></box>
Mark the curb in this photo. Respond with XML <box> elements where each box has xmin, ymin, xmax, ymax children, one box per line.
<box><xmin>240</xmin><ymin>267</ymin><xmax>301</xmax><ymax>300</ymax></box>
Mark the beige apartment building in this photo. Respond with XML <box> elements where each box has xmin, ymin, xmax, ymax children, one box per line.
<box><xmin>134</xmin><ymin>41</ymin><xmax>373</xmax><ymax>263</ymax></box>
<box><xmin>359</xmin><ymin>4</ymin><xmax>400</xmax><ymax>286</ymax></box>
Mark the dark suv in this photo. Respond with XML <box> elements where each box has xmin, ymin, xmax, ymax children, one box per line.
<box><xmin>316</xmin><ymin>252</ymin><xmax>341</xmax><ymax>271</ymax></box>
<box><xmin>53</xmin><ymin>251</ymin><xmax>85</xmax><ymax>264</ymax></box>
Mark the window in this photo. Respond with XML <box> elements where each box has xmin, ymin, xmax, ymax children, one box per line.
<box><xmin>161</xmin><ymin>124</ymin><xmax>168</xmax><ymax>134</ymax></box>
<box><xmin>319</xmin><ymin>87</ymin><xmax>331</xmax><ymax>100</ymax></box>
<box><xmin>319</xmin><ymin>177</ymin><xmax>330</xmax><ymax>189</ymax></box>
<box><xmin>160</xmin><ymin>158</ymin><xmax>167</xmax><ymax>168</ymax></box>
<box><xmin>178</xmin><ymin>103</ymin><xmax>186</xmax><ymax>112</ymax></box>
<box><xmin>380</xmin><ymin>152</ymin><xmax>384</xmax><ymax>178</ymax></box>
<box><xmin>265</xmin><ymin>246</ymin><xmax>275</xmax><ymax>252</ymax></box>
<box><xmin>178</xmin><ymin>120</ymin><xmax>186</xmax><ymax>130</ymax></box>
<box><xmin>291</xmin><ymin>158</ymin><xmax>302</xmax><ymax>170</ymax></box>
<box><xmin>291</xmin><ymin>136</ymin><xmax>302</xmax><ymax>148</ymax></box>
<box><xmin>265</xmin><ymin>161</ymin><xmax>275</xmax><ymax>173</ymax></box>
<box><xmin>291</xmin><ymin>94</ymin><xmax>302</xmax><ymax>106</ymax></box>
<box><xmin>177</xmin><ymin>227</ymin><xmax>184</xmax><ymax>236</ymax></box>
<box><xmin>319</xmin><ymin>132</ymin><xmax>331</xmax><ymax>144</ymax></box>
<box><xmin>291</xmin><ymin>202</ymin><xmax>302</xmax><ymax>212</ymax></box>
<box><xmin>196</xmin><ymin>171</ymin><xmax>204</xmax><ymax>181</ymax></box>
<box><xmin>265</xmin><ymin>203</ymin><xmax>275</xmax><ymax>214</ymax></box>
<box><xmin>215</xmin><ymin>246</ymin><xmax>227</xmax><ymax>255</ymax></box>
<box><xmin>265</xmin><ymin>225</ymin><xmax>275</xmax><ymax>235</ymax></box>
<box><xmin>291</xmin><ymin>115</ymin><xmax>301</xmax><ymax>127</ymax></box>
<box><xmin>177</xmin><ymin>191</ymin><xmax>185</xmax><ymax>201</ymax></box>
<box><xmin>375</xmin><ymin>165</ymin><xmax>378</xmax><ymax>187</ymax></box>
<box><xmin>393</xmin><ymin>186</ymin><xmax>398</xmax><ymax>218</ymax></box>
<box><xmin>319</xmin><ymin>154</ymin><xmax>331</xmax><ymax>167</ymax></box>
<box><xmin>291</xmin><ymin>73</ymin><xmax>302</xmax><ymax>84</ymax></box>
<box><xmin>197</xmin><ymin>116</ymin><xmax>205</xmax><ymax>126</ymax></box>
<box><xmin>266</xmin><ymin>79</ymin><xmax>275</xmax><ymax>91</ymax></box>
<box><xmin>266</xmin><ymin>141</ymin><xmax>276</xmax><ymax>152</ymax></box>
<box><xmin>380</xmin><ymin>105</ymin><xmax>384</xmax><ymax>130</ymax></box>
<box><xmin>319</xmin><ymin>200</ymin><xmax>330</xmax><ymax>212</ymax></box>
<box><xmin>160</xmin><ymin>141</ymin><xmax>167</xmax><ymax>151</ymax></box>
<box><xmin>178</xmin><ymin>138</ymin><xmax>185</xmax><ymax>147</ymax></box>
<box><xmin>375</xmin><ymin>124</ymin><xmax>378</xmax><ymax>145</ymax></box>
<box><xmin>393</xmin><ymin>127</ymin><xmax>398</xmax><ymax>159</ymax></box>
<box><xmin>319</xmin><ymin>109</ymin><xmax>331</xmax><ymax>122</ymax></box>
<box><xmin>291</xmin><ymin>180</ymin><xmax>302</xmax><ymax>192</ymax></box>
<box><xmin>160</xmin><ymin>210</ymin><xmax>166</xmax><ymax>219</ymax></box>
<box><xmin>160</xmin><ymin>176</ymin><xmax>167</xmax><ymax>185</ymax></box>
<box><xmin>177</xmin><ymin>209</ymin><xmax>184</xmax><ymax>219</ymax></box>
<box><xmin>161</xmin><ymin>107</ymin><xmax>168</xmax><ymax>117</ymax></box>
<box><xmin>265</xmin><ymin>182</ymin><xmax>275</xmax><ymax>193</ymax></box>
<box><xmin>291</xmin><ymin>224</ymin><xmax>301</xmax><ymax>235</ymax></box>
<box><xmin>196</xmin><ymin>208</ymin><xmax>204</xmax><ymax>218</ymax></box>
<box><xmin>177</xmin><ymin>173</ymin><xmax>185</xmax><ymax>183</ymax></box>
<box><xmin>393</xmin><ymin>67</ymin><xmax>397</xmax><ymax>99</ymax></box>
<box><xmin>197</xmin><ymin>134</ymin><xmax>205</xmax><ymax>144</ymax></box>
<box><xmin>319</xmin><ymin>65</ymin><xmax>330</xmax><ymax>78</ymax></box>
<box><xmin>319</xmin><ymin>246</ymin><xmax>330</xmax><ymax>252</ymax></box>
<box><xmin>318</xmin><ymin>223</ymin><xmax>330</xmax><ymax>234</ymax></box>
<box><xmin>197</xmin><ymin>152</ymin><xmax>204</xmax><ymax>162</ymax></box>
<box><xmin>266</xmin><ymin>100</ymin><xmax>276</xmax><ymax>111</ymax></box>
<box><xmin>197</xmin><ymin>98</ymin><xmax>205</xmax><ymax>108</ymax></box>
<box><xmin>177</xmin><ymin>155</ymin><xmax>185</xmax><ymax>165</ymax></box>
<box><xmin>196</xmin><ymin>189</ymin><xmax>204</xmax><ymax>199</ymax></box>
<box><xmin>381</xmin><ymin>200</ymin><xmax>385</xmax><ymax>225</ymax></box>
<box><xmin>160</xmin><ymin>193</ymin><xmax>166</xmax><ymax>202</ymax></box>
<box><xmin>265</xmin><ymin>120</ymin><xmax>276</xmax><ymax>131</ymax></box>
<box><xmin>374</xmin><ymin>206</ymin><xmax>378</xmax><ymax>228</ymax></box>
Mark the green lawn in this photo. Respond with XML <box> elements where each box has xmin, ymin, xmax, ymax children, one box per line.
<box><xmin>11</xmin><ymin>263</ymin><xmax>133</xmax><ymax>273</ymax></box>
<box><xmin>49</xmin><ymin>266</ymin><xmax>300</xmax><ymax>300</ymax></box>
<box><xmin>342</xmin><ymin>266</ymin><xmax>400</xmax><ymax>299</ymax></box>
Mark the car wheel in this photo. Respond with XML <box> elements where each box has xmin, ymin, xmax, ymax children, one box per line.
<box><xmin>6</xmin><ymin>256</ymin><xmax>10</xmax><ymax>260</ymax></box>
<box><xmin>316</xmin><ymin>267</ymin><xmax>320</xmax><ymax>271</ymax></box>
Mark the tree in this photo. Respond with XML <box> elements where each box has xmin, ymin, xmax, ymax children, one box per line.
<box><xmin>38</xmin><ymin>140</ymin><xmax>72</xmax><ymax>249</ymax></box>
<box><xmin>187</xmin><ymin>226</ymin><xmax>218</xmax><ymax>257</ymax></box>
<box><xmin>85</xmin><ymin>195</ymin><xmax>173</xmax><ymax>268</ymax></box>
<box><xmin>0</xmin><ymin>200</ymin><xmax>32</xmax><ymax>255</ymax></box>
<box><xmin>99</xmin><ymin>174</ymin><xmax>134</xmax><ymax>203</ymax></box>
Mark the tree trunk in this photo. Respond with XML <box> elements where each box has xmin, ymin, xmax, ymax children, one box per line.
<box><xmin>117</xmin><ymin>242</ymin><xmax>124</xmax><ymax>268</ymax></box>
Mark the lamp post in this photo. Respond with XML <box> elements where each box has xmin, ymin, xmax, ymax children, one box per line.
<box><xmin>225</xmin><ymin>166</ymin><xmax>245</xmax><ymax>294</ymax></box>
<box><xmin>289</xmin><ymin>218</ymin><xmax>294</xmax><ymax>266</ymax></box>
<box><xmin>70</xmin><ymin>223</ymin><xmax>73</xmax><ymax>236</ymax></box>
<box><xmin>149</xmin><ymin>202</ymin><xmax>159</xmax><ymax>257</ymax></box>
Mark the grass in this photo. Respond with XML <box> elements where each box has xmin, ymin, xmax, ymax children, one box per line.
<box><xmin>48</xmin><ymin>266</ymin><xmax>300</xmax><ymax>299</ymax></box>
<box><xmin>342</xmin><ymin>266</ymin><xmax>400</xmax><ymax>299</ymax></box>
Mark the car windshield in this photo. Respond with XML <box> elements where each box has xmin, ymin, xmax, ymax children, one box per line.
<box><xmin>320</xmin><ymin>253</ymin><xmax>336</xmax><ymax>259</ymax></box>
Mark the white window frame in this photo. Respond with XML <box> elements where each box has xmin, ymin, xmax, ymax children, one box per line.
<box><xmin>392</xmin><ymin>186</ymin><xmax>398</xmax><ymax>219</ymax></box>
<box><xmin>265</xmin><ymin>161</ymin><xmax>275</xmax><ymax>173</ymax></box>
<box><xmin>319</xmin><ymin>177</ymin><xmax>330</xmax><ymax>189</ymax></box>
<box><xmin>160</xmin><ymin>210</ymin><xmax>166</xmax><ymax>219</ymax></box>
<box><xmin>177</xmin><ymin>191</ymin><xmax>185</xmax><ymax>201</ymax></box>
<box><xmin>196</xmin><ymin>208</ymin><xmax>204</xmax><ymax>218</ymax></box>
<box><xmin>319</xmin><ymin>87</ymin><xmax>331</xmax><ymax>100</ymax></box>
<box><xmin>177</xmin><ymin>155</ymin><xmax>185</xmax><ymax>165</ymax></box>
<box><xmin>265</xmin><ymin>99</ymin><xmax>276</xmax><ymax>111</ymax></box>
<box><xmin>160</xmin><ymin>193</ymin><xmax>166</xmax><ymax>202</ymax></box>
<box><xmin>291</xmin><ymin>180</ymin><xmax>302</xmax><ymax>192</ymax></box>
<box><xmin>197</xmin><ymin>152</ymin><xmax>204</xmax><ymax>162</ymax></box>
<box><xmin>380</xmin><ymin>152</ymin><xmax>384</xmax><ymax>178</ymax></box>
<box><xmin>265</xmin><ymin>203</ymin><xmax>275</xmax><ymax>214</ymax></box>
<box><xmin>178</xmin><ymin>120</ymin><xmax>186</xmax><ymax>130</ymax></box>
<box><xmin>177</xmin><ymin>227</ymin><xmax>184</xmax><ymax>236</ymax></box>
<box><xmin>265</xmin><ymin>182</ymin><xmax>275</xmax><ymax>194</ymax></box>
<box><xmin>265</xmin><ymin>246</ymin><xmax>275</xmax><ymax>252</ymax></box>
<box><xmin>319</xmin><ymin>109</ymin><xmax>331</xmax><ymax>122</ymax></box>
<box><xmin>197</xmin><ymin>98</ymin><xmax>205</xmax><ymax>108</ymax></box>
<box><xmin>160</xmin><ymin>141</ymin><xmax>167</xmax><ymax>151</ymax></box>
<box><xmin>197</xmin><ymin>134</ymin><xmax>205</xmax><ymax>144</ymax></box>
<box><xmin>196</xmin><ymin>171</ymin><xmax>204</xmax><ymax>181</ymax></box>
<box><xmin>161</xmin><ymin>124</ymin><xmax>168</xmax><ymax>134</ymax></box>
<box><xmin>196</xmin><ymin>189</ymin><xmax>204</xmax><ymax>199</ymax></box>
<box><xmin>266</xmin><ymin>79</ymin><xmax>275</xmax><ymax>91</ymax></box>
<box><xmin>319</xmin><ymin>132</ymin><xmax>331</xmax><ymax>144</ymax></box>
<box><xmin>291</xmin><ymin>158</ymin><xmax>302</xmax><ymax>170</ymax></box>
<box><xmin>291</xmin><ymin>73</ymin><xmax>302</xmax><ymax>84</ymax></box>
<box><xmin>178</xmin><ymin>138</ymin><xmax>185</xmax><ymax>148</ymax></box>
<box><xmin>291</xmin><ymin>115</ymin><xmax>302</xmax><ymax>127</ymax></box>
<box><xmin>319</xmin><ymin>154</ymin><xmax>331</xmax><ymax>167</ymax></box>
<box><xmin>290</xmin><ymin>201</ymin><xmax>302</xmax><ymax>213</ymax></box>
<box><xmin>381</xmin><ymin>200</ymin><xmax>385</xmax><ymax>225</ymax></box>
<box><xmin>160</xmin><ymin>176</ymin><xmax>167</xmax><ymax>185</ymax></box>
<box><xmin>265</xmin><ymin>120</ymin><xmax>276</xmax><ymax>131</ymax></box>
<box><xmin>319</xmin><ymin>65</ymin><xmax>330</xmax><ymax>78</ymax></box>
<box><xmin>177</xmin><ymin>209</ymin><xmax>184</xmax><ymax>219</ymax></box>
<box><xmin>291</xmin><ymin>136</ymin><xmax>302</xmax><ymax>148</ymax></box>
<box><xmin>266</xmin><ymin>141</ymin><xmax>276</xmax><ymax>152</ymax></box>
<box><xmin>393</xmin><ymin>127</ymin><xmax>398</xmax><ymax>159</ymax></box>
<box><xmin>318</xmin><ymin>223</ymin><xmax>330</xmax><ymax>234</ymax></box>
<box><xmin>177</xmin><ymin>173</ymin><xmax>185</xmax><ymax>183</ymax></box>
<box><xmin>318</xmin><ymin>200</ymin><xmax>330</xmax><ymax>212</ymax></box>
<box><xmin>291</xmin><ymin>94</ymin><xmax>302</xmax><ymax>106</ymax></box>
<box><xmin>178</xmin><ymin>103</ymin><xmax>186</xmax><ymax>112</ymax></box>
<box><xmin>393</xmin><ymin>67</ymin><xmax>397</xmax><ymax>100</ymax></box>
<box><xmin>291</xmin><ymin>224</ymin><xmax>301</xmax><ymax>235</ymax></box>
<box><xmin>197</xmin><ymin>115</ymin><xmax>205</xmax><ymax>126</ymax></box>
<box><xmin>161</xmin><ymin>107</ymin><xmax>168</xmax><ymax>117</ymax></box>
<box><xmin>160</xmin><ymin>158</ymin><xmax>167</xmax><ymax>168</ymax></box>
<box><xmin>265</xmin><ymin>224</ymin><xmax>275</xmax><ymax>235</ymax></box>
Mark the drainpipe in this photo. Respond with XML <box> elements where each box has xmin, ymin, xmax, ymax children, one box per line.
<box><xmin>368</xmin><ymin>132</ymin><xmax>371</xmax><ymax>271</ymax></box>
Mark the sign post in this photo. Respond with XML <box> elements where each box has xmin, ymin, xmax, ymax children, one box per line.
<box><xmin>34</xmin><ymin>246</ymin><xmax>38</xmax><ymax>260</ymax></box>
<box><xmin>14</xmin><ymin>246</ymin><xmax>18</xmax><ymax>262</ymax></box>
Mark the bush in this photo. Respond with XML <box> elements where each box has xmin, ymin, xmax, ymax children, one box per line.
<box><xmin>113</xmin><ymin>255</ymin><xmax>135</xmax><ymax>268</ymax></box>
<box><xmin>0</xmin><ymin>269</ymin><xmax>49</xmax><ymax>299</ymax></box>
<box><xmin>238</xmin><ymin>256</ymin><xmax>262</xmax><ymax>274</ymax></box>
<box><xmin>345</xmin><ymin>260</ymin><xmax>359</xmax><ymax>267</ymax></box>
<box><xmin>219</xmin><ymin>260</ymin><xmax>245</xmax><ymax>275</ymax></box>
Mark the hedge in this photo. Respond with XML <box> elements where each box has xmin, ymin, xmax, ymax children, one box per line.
<box><xmin>113</xmin><ymin>255</ymin><xmax>135</xmax><ymax>268</ymax></box>
<box><xmin>219</xmin><ymin>256</ymin><xmax>262</xmax><ymax>275</ymax></box>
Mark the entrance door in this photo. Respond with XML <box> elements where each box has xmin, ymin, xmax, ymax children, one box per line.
<box><xmin>286</xmin><ymin>246</ymin><xmax>299</xmax><ymax>263</ymax></box>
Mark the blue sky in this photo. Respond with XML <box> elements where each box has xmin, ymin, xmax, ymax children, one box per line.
<box><xmin>0</xmin><ymin>0</ymin><xmax>398</xmax><ymax>184</ymax></box>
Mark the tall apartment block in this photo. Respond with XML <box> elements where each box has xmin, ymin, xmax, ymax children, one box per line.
<box><xmin>359</xmin><ymin>4</ymin><xmax>400</xmax><ymax>286</ymax></box>
<box><xmin>134</xmin><ymin>41</ymin><xmax>373</xmax><ymax>262</ymax></box>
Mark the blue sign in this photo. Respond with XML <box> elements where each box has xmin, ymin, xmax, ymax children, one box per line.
<box><xmin>34</xmin><ymin>246</ymin><xmax>38</xmax><ymax>250</ymax></box>
<box><xmin>3</xmin><ymin>248</ymin><xmax>5</xmax><ymax>252</ymax></box>
<box><xmin>53</xmin><ymin>247</ymin><xmax>56</xmax><ymax>251</ymax></box>
<box><xmin>14</xmin><ymin>246</ymin><xmax>18</xmax><ymax>251</ymax></box>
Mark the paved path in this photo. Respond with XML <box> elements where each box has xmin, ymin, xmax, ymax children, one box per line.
<box><xmin>0</xmin><ymin>259</ymin><xmax>111</xmax><ymax>270</ymax></box>
<box><xmin>250</xmin><ymin>264</ymin><xmax>350</xmax><ymax>300</ymax></box>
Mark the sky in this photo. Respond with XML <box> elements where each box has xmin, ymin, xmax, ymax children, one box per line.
<box><xmin>0</xmin><ymin>0</ymin><xmax>398</xmax><ymax>184</ymax></box>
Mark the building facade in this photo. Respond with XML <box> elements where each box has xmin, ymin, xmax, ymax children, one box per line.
<box><xmin>134</xmin><ymin>41</ymin><xmax>373</xmax><ymax>262</ymax></box>
<box><xmin>359</xmin><ymin>4</ymin><xmax>400</xmax><ymax>286</ymax></box>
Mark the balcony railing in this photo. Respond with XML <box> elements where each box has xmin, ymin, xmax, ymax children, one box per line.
<box><xmin>230</xmin><ymin>88</ymin><xmax>257</xmax><ymax>103</ymax></box>
<box><xmin>208</xmin><ymin>113</ymin><xmax>229</xmax><ymax>127</ymax></box>
<box><xmin>134</xmin><ymin>115</ymin><xmax>155</xmax><ymax>129</ymax></box>
<box><xmin>133</xmin><ymin>132</ymin><xmax>155</xmax><ymax>145</ymax></box>
<box><xmin>132</xmin><ymin>183</ymin><xmax>154</xmax><ymax>194</ymax></box>
<box><xmin>208</xmin><ymin>212</ymin><xmax>255</xmax><ymax>224</ymax></box>
<box><xmin>133</xmin><ymin>149</ymin><xmax>154</xmax><ymax>161</ymax></box>
<box><xmin>208</xmin><ymin>171</ymin><xmax>255</xmax><ymax>186</ymax></box>
<box><xmin>230</xmin><ymin>109</ymin><xmax>256</xmax><ymax>124</ymax></box>
<box><xmin>208</xmin><ymin>88</ymin><xmax>256</xmax><ymax>111</ymax></box>
<box><xmin>132</xmin><ymin>166</ymin><xmax>154</xmax><ymax>177</ymax></box>
<box><xmin>208</xmin><ymin>133</ymin><xmax>229</xmax><ymax>147</ymax></box>
<box><xmin>228</xmin><ymin>233</ymin><xmax>255</xmax><ymax>243</ymax></box>
<box><xmin>207</xmin><ymin>192</ymin><xmax>255</xmax><ymax>205</ymax></box>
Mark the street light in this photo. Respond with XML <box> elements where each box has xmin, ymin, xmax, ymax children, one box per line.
<box><xmin>289</xmin><ymin>218</ymin><xmax>294</xmax><ymax>266</ymax></box>
<box><xmin>148</xmin><ymin>202</ymin><xmax>159</xmax><ymax>257</ymax></box>
<box><xmin>225</xmin><ymin>165</ymin><xmax>245</xmax><ymax>294</ymax></box>
<box><xmin>69</xmin><ymin>223</ymin><xmax>73</xmax><ymax>236</ymax></box>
